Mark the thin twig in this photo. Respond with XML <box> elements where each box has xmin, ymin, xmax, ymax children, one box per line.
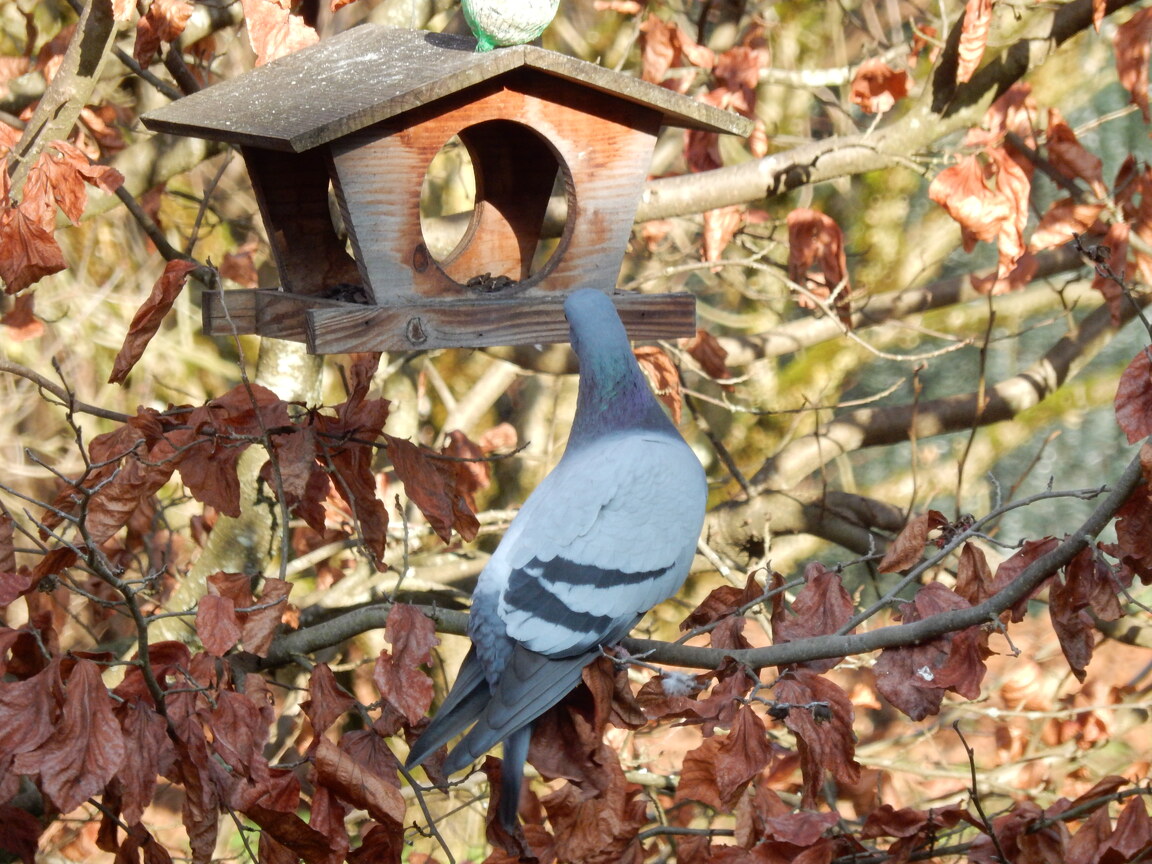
<box><xmin>954</xmin><ymin>722</ymin><xmax>1009</xmax><ymax>864</ymax></box>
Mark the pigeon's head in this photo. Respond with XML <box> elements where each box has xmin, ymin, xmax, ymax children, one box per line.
<box><xmin>563</xmin><ymin>289</ymin><xmax>629</xmax><ymax>361</ymax></box>
<box><xmin>563</xmin><ymin>289</ymin><xmax>674</xmax><ymax>438</ymax></box>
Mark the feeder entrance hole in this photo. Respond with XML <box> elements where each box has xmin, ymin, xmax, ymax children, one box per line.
<box><xmin>418</xmin><ymin>119</ymin><xmax>571</xmax><ymax>291</ymax></box>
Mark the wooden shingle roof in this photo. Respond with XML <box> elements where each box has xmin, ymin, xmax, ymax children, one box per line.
<box><xmin>141</xmin><ymin>26</ymin><xmax>752</xmax><ymax>152</ymax></box>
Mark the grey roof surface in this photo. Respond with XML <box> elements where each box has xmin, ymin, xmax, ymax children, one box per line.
<box><xmin>141</xmin><ymin>26</ymin><xmax>753</xmax><ymax>152</ymax></box>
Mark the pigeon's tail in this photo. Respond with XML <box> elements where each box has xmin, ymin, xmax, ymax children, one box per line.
<box><xmin>442</xmin><ymin>646</ymin><xmax>593</xmax><ymax>776</ymax></box>
<box><xmin>497</xmin><ymin>724</ymin><xmax>531</xmax><ymax>832</ymax></box>
<box><xmin>406</xmin><ymin>647</ymin><xmax>489</xmax><ymax>769</ymax></box>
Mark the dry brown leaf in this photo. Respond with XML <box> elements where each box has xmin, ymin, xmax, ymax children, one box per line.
<box><xmin>638</xmin><ymin>16</ymin><xmax>678</xmax><ymax>83</ymax></box>
<box><xmin>313</xmin><ymin>737</ymin><xmax>404</xmax><ymax>827</ymax></box>
<box><xmin>0</xmin><ymin>804</ymin><xmax>43</xmax><ymax>864</ymax></box>
<box><xmin>786</xmin><ymin>208</ymin><xmax>852</xmax><ymax>325</ymax></box>
<box><xmin>956</xmin><ymin>0</ymin><xmax>993</xmax><ymax>83</ymax></box>
<box><xmin>989</xmin><ymin>536</ymin><xmax>1060</xmax><ymax>622</ymax></box>
<box><xmin>702</xmin><ymin>204</ymin><xmax>744</xmax><ymax>265</ymax></box>
<box><xmin>954</xmin><ymin>541</ymin><xmax>994</xmax><ymax>605</ymax></box>
<box><xmin>986</xmin><ymin>145</ymin><xmax>1032</xmax><ymax>279</ymax></box>
<box><xmin>771</xmin><ymin>562</ymin><xmax>855</xmax><ymax>673</ymax></box>
<box><xmin>108</xmin><ymin>259</ymin><xmax>198</xmax><ymax>384</ymax></box>
<box><xmin>1046</xmin><ymin>108</ymin><xmax>1106</xmax><ymax>197</ymax></box>
<box><xmin>775</xmin><ymin>669</ymin><xmax>860</xmax><ymax>808</ymax></box>
<box><xmin>877</xmin><ymin>512</ymin><xmax>940</xmax><ymax>573</ymax></box>
<box><xmin>372</xmin><ymin>644</ymin><xmax>434</xmax><ymax>729</ymax></box>
<box><xmin>680</xmin><ymin>328</ymin><xmax>731</xmax><ymax>386</ymax></box>
<box><xmin>1115</xmin><ymin>347</ymin><xmax>1152</xmax><ymax>444</ymax></box>
<box><xmin>13</xmin><ymin>660</ymin><xmax>126</xmax><ymax>813</ymax></box>
<box><xmin>134</xmin><ymin>0</ymin><xmax>194</xmax><ymax>65</ymax></box>
<box><xmin>633</xmin><ymin>345</ymin><xmax>682</xmax><ymax>424</ymax></box>
<box><xmin>440</xmin><ymin>429</ymin><xmax>490</xmax><ymax>513</ymax></box>
<box><xmin>0</xmin><ymin>203</ymin><xmax>67</xmax><ymax>294</ymax></box>
<box><xmin>1030</xmin><ymin>199</ymin><xmax>1106</xmax><ymax>252</ymax></box>
<box><xmin>850</xmin><ymin>58</ymin><xmax>910</xmax><ymax>113</ymax></box>
<box><xmin>873</xmin><ymin>583</ymin><xmax>984</xmax><ymax>720</ymax></box>
<box><xmin>115</xmin><ymin>701</ymin><xmax>175</xmax><ymax>826</ymax></box>
<box><xmin>1115</xmin><ymin>8</ymin><xmax>1152</xmax><ymax>122</ymax></box>
<box><xmin>929</xmin><ymin>154</ymin><xmax>1008</xmax><ymax>251</ymax></box>
<box><xmin>0</xmin><ymin>292</ymin><xmax>44</xmax><ymax>341</ymax></box>
<box><xmin>195</xmin><ymin>594</ymin><xmax>242</xmax><ymax>658</ymax></box>
<box><xmin>240</xmin><ymin>0</ymin><xmax>318</xmax><ymax>65</ymax></box>
<box><xmin>302</xmin><ymin>663</ymin><xmax>356</xmax><ymax>739</ymax></box>
<box><xmin>385</xmin><ymin>433</ymin><xmax>478</xmax><ymax>543</ymax></box>
<box><xmin>240</xmin><ymin>577</ymin><xmax>291</xmax><ymax>656</ymax></box>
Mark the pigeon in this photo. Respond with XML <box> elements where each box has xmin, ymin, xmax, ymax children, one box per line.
<box><xmin>405</xmin><ymin>288</ymin><xmax>707</xmax><ymax>831</ymax></box>
<box><xmin>461</xmin><ymin>0</ymin><xmax>560</xmax><ymax>52</ymax></box>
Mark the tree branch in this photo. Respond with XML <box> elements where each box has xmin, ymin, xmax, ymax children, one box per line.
<box><xmin>624</xmin><ymin>447</ymin><xmax>1144</xmax><ymax>669</ymax></box>
<box><xmin>8</xmin><ymin>0</ymin><xmax>124</xmax><ymax>195</ymax></box>
<box><xmin>636</xmin><ymin>0</ymin><xmax>1143</xmax><ymax>221</ymax></box>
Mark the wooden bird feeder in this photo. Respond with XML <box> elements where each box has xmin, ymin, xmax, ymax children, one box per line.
<box><xmin>142</xmin><ymin>26</ymin><xmax>752</xmax><ymax>352</ymax></box>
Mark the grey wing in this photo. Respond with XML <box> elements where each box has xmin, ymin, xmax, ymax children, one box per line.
<box><xmin>494</xmin><ymin>433</ymin><xmax>706</xmax><ymax>656</ymax></box>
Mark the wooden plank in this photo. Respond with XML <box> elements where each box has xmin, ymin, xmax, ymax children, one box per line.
<box><xmin>203</xmin><ymin>290</ymin><xmax>354</xmax><ymax>342</ymax></box>
<box><xmin>140</xmin><ymin>27</ymin><xmax>751</xmax><ymax>153</ymax></box>
<box><xmin>203</xmin><ymin>290</ymin><xmax>259</xmax><ymax>335</ymax></box>
<box><xmin>305</xmin><ymin>292</ymin><xmax>696</xmax><ymax>353</ymax></box>
<box><xmin>242</xmin><ymin>146</ymin><xmax>363</xmax><ymax>297</ymax></box>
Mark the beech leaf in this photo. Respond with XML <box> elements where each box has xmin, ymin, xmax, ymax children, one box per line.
<box><xmin>541</xmin><ymin>754</ymin><xmax>647</xmax><ymax>864</ymax></box>
<box><xmin>1090</xmin><ymin>221</ymin><xmax>1130</xmax><ymax>326</ymax></box>
<box><xmin>243</xmin><ymin>804</ymin><xmax>342</xmax><ymax>864</ymax></box>
<box><xmin>313</xmin><ymin>737</ymin><xmax>404</xmax><ymax>827</ymax></box>
<box><xmin>108</xmin><ymin>259</ymin><xmax>199</xmax><ymax>384</ymax></box>
<box><xmin>385</xmin><ymin>434</ymin><xmax>477</xmax><ymax>543</ymax></box>
<box><xmin>677</xmin><ymin>704</ymin><xmax>772</xmax><ymax>811</ymax></box>
<box><xmin>989</xmin><ymin>536</ymin><xmax>1060</xmax><ymax>621</ymax></box>
<box><xmin>850</xmin><ymin>58</ymin><xmax>910</xmax><ymax>113</ymax></box>
<box><xmin>240</xmin><ymin>577</ymin><xmax>291</xmax><ymax>656</ymax></box>
<box><xmin>240</xmin><ymin>0</ymin><xmax>318</xmax><ymax>65</ymax></box>
<box><xmin>681</xmin><ymin>571</ymin><xmax>764</xmax><ymax>630</ymax></box>
<box><xmin>13</xmin><ymin>659</ymin><xmax>126</xmax><ymax>813</ymax></box>
<box><xmin>133</xmin><ymin>0</ymin><xmax>194</xmax><ymax>65</ymax></box>
<box><xmin>0</xmin><ymin>804</ymin><xmax>42</xmax><ymax>864</ymax></box>
<box><xmin>787</xmin><ymin>208</ymin><xmax>852</xmax><ymax>325</ymax></box>
<box><xmin>172</xmin><ymin>384</ymin><xmax>292</xmax><ymax>517</ymax></box>
<box><xmin>372</xmin><ymin>646</ymin><xmax>434</xmax><ymax>728</ymax></box>
<box><xmin>956</xmin><ymin>0</ymin><xmax>993</xmax><ymax>83</ymax></box>
<box><xmin>877</xmin><ymin>510</ymin><xmax>948</xmax><ymax>573</ymax></box>
<box><xmin>681</xmin><ymin>328</ymin><xmax>732</xmax><ymax>386</ymax></box>
<box><xmin>702</xmin><ymin>204</ymin><xmax>744</xmax><ymax>266</ymax></box>
<box><xmin>929</xmin><ymin>155</ymin><xmax>1009</xmax><ymax>251</ymax></box>
<box><xmin>1113</xmin><ymin>487</ymin><xmax>1152</xmax><ymax>582</ymax></box>
<box><xmin>1029</xmin><ymin>199</ymin><xmax>1105</xmax><ymax>253</ymax></box>
<box><xmin>1115</xmin><ymin>8</ymin><xmax>1152</xmax><ymax>122</ymax></box>
<box><xmin>1046</xmin><ymin>108</ymin><xmax>1106</xmax><ymax>197</ymax></box>
<box><xmin>774</xmin><ymin>669</ymin><xmax>860</xmax><ymax>808</ymax></box>
<box><xmin>196</xmin><ymin>594</ymin><xmax>242</xmax><ymax>657</ymax></box>
<box><xmin>771</xmin><ymin>562</ymin><xmax>854</xmax><ymax>673</ymax></box>
<box><xmin>0</xmin><ymin>203</ymin><xmax>67</xmax><ymax>294</ymax></box>
<box><xmin>1</xmin><ymin>291</ymin><xmax>45</xmax><ymax>340</ymax></box>
<box><xmin>302</xmin><ymin>663</ymin><xmax>356</xmax><ymax>738</ymax></box>
<box><xmin>0</xmin><ymin>661</ymin><xmax>58</xmax><ymax>764</ymax></box>
<box><xmin>1116</xmin><ymin>348</ymin><xmax>1152</xmax><ymax>444</ymax></box>
<box><xmin>116</xmin><ymin>700</ymin><xmax>175</xmax><ymax>824</ymax></box>
<box><xmin>873</xmin><ymin>583</ymin><xmax>976</xmax><ymax>720</ymax></box>
<box><xmin>384</xmin><ymin>603</ymin><xmax>439</xmax><ymax>669</ymax></box>
<box><xmin>633</xmin><ymin>345</ymin><xmax>683</xmax><ymax>423</ymax></box>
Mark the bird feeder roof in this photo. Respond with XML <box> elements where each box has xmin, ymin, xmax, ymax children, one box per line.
<box><xmin>141</xmin><ymin>25</ymin><xmax>753</xmax><ymax>152</ymax></box>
